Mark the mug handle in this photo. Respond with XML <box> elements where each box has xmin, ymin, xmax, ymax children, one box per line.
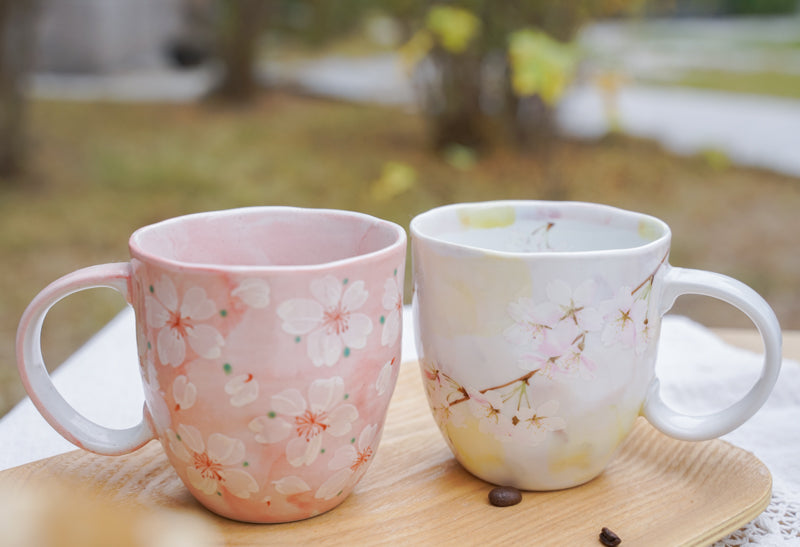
<box><xmin>16</xmin><ymin>263</ymin><xmax>155</xmax><ymax>455</ymax></box>
<box><xmin>643</xmin><ymin>266</ymin><xmax>782</xmax><ymax>441</ymax></box>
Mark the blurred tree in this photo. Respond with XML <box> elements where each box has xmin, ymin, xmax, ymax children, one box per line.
<box><xmin>0</xmin><ymin>0</ymin><xmax>39</xmax><ymax>179</ymax></box>
<box><xmin>395</xmin><ymin>0</ymin><xmax>644</xmax><ymax>151</ymax></box>
<box><xmin>212</xmin><ymin>0</ymin><xmax>272</xmax><ymax>103</ymax></box>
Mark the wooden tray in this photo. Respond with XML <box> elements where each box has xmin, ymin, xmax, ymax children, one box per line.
<box><xmin>1</xmin><ymin>361</ymin><xmax>771</xmax><ymax>546</ymax></box>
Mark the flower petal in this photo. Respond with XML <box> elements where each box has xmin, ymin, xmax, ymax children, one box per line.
<box><xmin>310</xmin><ymin>275</ymin><xmax>343</xmax><ymax>308</ymax></box>
<box><xmin>307</xmin><ymin>377</ymin><xmax>344</xmax><ymax>412</ymax></box>
<box><xmin>382</xmin><ymin>277</ymin><xmax>399</xmax><ymax>310</ymax></box>
<box><xmin>327</xmin><ymin>404</ymin><xmax>358</xmax><ymax>437</ymax></box>
<box><xmin>358</xmin><ymin>424</ymin><xmax>378</xmax><ymax>450</ymax></box>
<box><xmin>225</xmin><ymin>375</ymin><xmax>259</xmax><ymax>407</ymax></box>
<box><xmin>167</xmin><ymin>428</ymin><xmax>192</xmax><ymax>462</ymax></box>
<box><xmin>328</xmin><ymin>444</ymin><xmax>356</xmax><ymax>471</ymax></box>
<box><xmin>232</xmin><ymin>279</ymin><xmax>271</xmax><ymax>308</ymax></box>
<box><xmin>145</xmin><ymin>296</ymin><xmax>170</xmax><ymax>329</ymax></box>
<box><xmin>286</xmin><ymin>435</ymin><xmax>322</xmax><ymax>467</ymax></box>
<box><xmin>249</xmin><ymin>416</ymin><xmax>291</xmax><ymax>444</ymax></box>
<box><xmin>181</xmin><ymin>286</ymin><xmax>217</xmax><ymax>320</ymax></box>
<box><xmin>153</xmin><ymin>276</ymin><xmax>178</xmax><ymax>312</ymax></box>
<box><xmin>307</xmin><ymin>329</ymin><xmax>343</xmax><ymax>367</ymax></box>
<box><xmin>277</xmin><ymin>299</ymin><xmax>323</xmax><ymax>335</ymax></box>
<box><xmin>341</xmin><ymin>280</ymin><xmax>368</xmax><ymax>312</ymax></box>
<box><xmin>186</xmin><ymin>324</ymin><xmax>224</xmax><ymax>359</ymax></box>
<box><xmin>173</xmin><ymin>375</ymin><xmax>196</xmax><ymax>410</ymax></box>
<box><xmin>157</xmin><ymin>326</ymin><xmax>186</xmax><ymax>367</ymax></box>
<box><xmin>340</xmin><ymin>313</ymin><xmax>373</xmax><ymax>349</ymax></box>
<box><xmin>271</xmin><ymin>389</ymin><xmax>306</xmax><ymax>416</ymax></box>
<box><xmin>272</xmin><ymin>476</ymin><xmax>311</xmax><ymax>496</ymax></box>
<box><xmin>546</xmin><ymin>280</ymin><xmax>572</xmax><ymax>307</ymax></box>
<box><xmin>220</xmin><ymin>468</ymin><xmax>259</xmax><ymax>499</ymax></box>
<box><xmin>207</xmin><ymin>433</ymin><xmax>246</xmax><ymax>465</ymax></box>
<box><xmin>177</xmin><ymin>424</ymin><xmax>205</xmax><ymax>454</ymax></box>
<box><xmin>315</xmin><ymin>468</ymin><xmax>352</xmax><ymax>500</ymax></box>
<box><xmin>187</xmin><ymin>467</ymin><xmax>218</xmax><ymax>496</ymax></box>
<box><xmin>381</xmin><ymin>310</ymin><xmax>401</xmax><ymax>347</ymax></box>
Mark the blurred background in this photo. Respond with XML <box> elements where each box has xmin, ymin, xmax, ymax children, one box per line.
<box><xmin>1</xmin><ymin>0</ymin><xmax>798</xmax><ymax>419</ymax></box>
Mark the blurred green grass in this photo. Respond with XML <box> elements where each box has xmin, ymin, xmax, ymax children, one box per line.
<box><xmin>2</xmin><ymin>91</ymin><xmax>799</xmax><ymax>417</ymax></box>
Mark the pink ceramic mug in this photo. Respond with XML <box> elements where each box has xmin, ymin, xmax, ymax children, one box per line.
<box><xmin>17</xmin><ymin>207</ymin><xmax>407</xmax><ymax>523</ymax></box>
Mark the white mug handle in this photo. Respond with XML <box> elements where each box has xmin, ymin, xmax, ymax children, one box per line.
<box><xmin>16</xmin><ymin>263</ymin><xmax>155</xmax><ymax>455</ymax></box>
<box><xmin>643</xmin><ymin>266</ymin><xmax>782</xmax><ymax>441</ymax></box>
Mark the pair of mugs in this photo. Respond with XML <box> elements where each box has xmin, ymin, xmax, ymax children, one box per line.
<box><xmin>17</xmin><ymin>202</ymin><xmax>781</xmax><ymax>523</ymax></box>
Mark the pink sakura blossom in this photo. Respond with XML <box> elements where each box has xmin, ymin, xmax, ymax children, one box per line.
<box><xmin>601</xmin><ymin>287</ymin><xmax>650</xmax><ymax>354</ymax></box>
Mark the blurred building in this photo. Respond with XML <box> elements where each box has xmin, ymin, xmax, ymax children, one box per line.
<box><xmin>34</xmin><ymin>0</ymin><xmax>184</xmax><ymax>73</ymax></box>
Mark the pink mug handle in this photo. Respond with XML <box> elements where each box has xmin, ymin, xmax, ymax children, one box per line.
<box><xmin>16</xmin><ymin>263</ymin><xmax>155</xmax><ymax>455</ymax></box>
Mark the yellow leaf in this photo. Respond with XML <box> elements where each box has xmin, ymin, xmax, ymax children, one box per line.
<box><xmin>370</xmin><ymin>161</ymin><xmax>417</xmax><ymax>201</ymax></box>
<box><xmin>426</xmin><ymin>6</ymin><xmax>481</xmax><ymax>54</ymax></box>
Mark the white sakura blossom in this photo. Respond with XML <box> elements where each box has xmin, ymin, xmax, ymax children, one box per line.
<box><xmin>277</xmin><ymin>275</ymin><xmax>373</xmax><ymax>367</ymax></box>
<box><xmin>375</xmin><ymin>358</ymin><xmax>395</xmax><ymax>396</ymax></box>
<box><xmin>225</xmin><ymin>373</ymin><xmax>259</xmax><ymax>407</ymax></box>
<box><xmin>173</xmin><ymin>375</ymin><xmax>196</xmax><ymax>410</ymax></box>
<box><xmin>272</xmin><ymin>476</ymin><xmax>311</xmax><ymax>496</ymax></box>
<box><xmin>146</xmin><ymin>276</ymin><xmax>224</xmax><ymax>367</ymax></box>
<box><xmin>168</xmin><ymin>424</ymin><xmax>258</xmax><ymax>499</ymax></box>
<box><xmin>380</xmin><ymin>276</ymin><xmax>402</xmax><ymax>347</ymax></box>
<box><xmin>315</xmin><ymin>424</ymin><xmax>378</xmax><ymax>501</ymax></box>
<box><xmin>231</xmin><ymin>278</ymin><xmax>271</xmax><ymax>308</ymax></box>
<box><xmin>248</xmin><ymin>376</ymin><xmax>358</xmax><ymax>467</ymax></box>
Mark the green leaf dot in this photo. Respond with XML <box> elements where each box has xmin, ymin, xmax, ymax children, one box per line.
<box><xmin>350</xmin><ymin>437</ymin><xmax>356</xmax><ymax>444</ymax></box>
<box><xmin>220</xmin><ymin>309</ymin><xmax>228</xmax><ymax>317</ymax></box>
<box><xmin>268</xmin><ymin>411</ymin><xmax>276</xmax><ymax>419</ymax></box>
<box><xmin>295</xmin><ymin>336</ymin><xmax>302</xmax><ymax>343</ymax></box>
<box><xmin>343</xmin><ymin>347</ymin><xmax>351</xmax><ymax>358</ymax></box>
<box><xmin>343</xmin><ymin>278</ymin><xmax>349</xmax><ymax>285</ymax></box>
<box><xmin>394</xmin><ymin>268</ymin><xmax>398</xmax><ymax>276</ymax></box>
<box><xmin>149</xmin><ymin>285</ymin><xmax>154</xmax><ymax>293</ymax></box>
<box><xmin>344</xmin><ymin>393</ymin><xmax>349</xmax><ymax>400</ymax></box>
<box><xmin>176</xmin><ymin>434</ymin><xmax>182</xmax><ymax>441</ymax></box>
<box><xmin>320</xmin><ymin>448</ymin><xmax>325</xmax><ymax>454</ymax></box>
<box><xmin>243</xmin><ymin>461</ymin><xmax>249</xmax><ymax>467</ymax></box>
<box><xmin>380</xmin><ymin>315</ymin><xmax>385</xmax><ymax>324</ymax></box>
<box><xmin>223</xmin><ymin>363</ymin><xmax>232</xmax><ymax>374</ymax></box>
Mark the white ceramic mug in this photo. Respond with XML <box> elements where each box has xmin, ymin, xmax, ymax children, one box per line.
<box><xmin>411</xmin><ymin>201</ymin><xmax>781</xmax><ymax>490</ymax></box>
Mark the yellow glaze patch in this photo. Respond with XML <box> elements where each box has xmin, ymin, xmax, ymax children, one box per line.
<box><xmin>446</xmin><ymin>417</ymin><xmax>505</xmax><ymax>476</ymax></box>
<box><xmin>457</xmin><ymin>206</ymin><xmax>515</xmax><ymax>229</ymax></box>
<box><xmin>549</xmin><ymin>442</ymin><xmax>593</xmax><ymax>475</ymax></box>
<box><xmin>637</xmin><ymin>219</ymin><xmax>661</xmax><ymax>242</ymax></box>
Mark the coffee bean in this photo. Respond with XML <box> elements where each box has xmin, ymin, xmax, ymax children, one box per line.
<box><xmin>488</xmin><ymin>486</ymin><xmax>522</xmax><ymax>507</ymax></box>
<box><xmin>599</xmin><ymin>527</ymin><xmax>621</xmax><ymax>546</ymax></box>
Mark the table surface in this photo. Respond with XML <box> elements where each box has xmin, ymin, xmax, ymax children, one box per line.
<box><xmin>2</xmin><ymin>307</ymin><xmax>798</xmax><ymax>545</ymax></box>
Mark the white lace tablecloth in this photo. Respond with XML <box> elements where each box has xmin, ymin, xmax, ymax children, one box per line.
<box><xmin>1</xmin><ymin>309</ymin><xmax>798</xmax><ymax>545</ymax></box>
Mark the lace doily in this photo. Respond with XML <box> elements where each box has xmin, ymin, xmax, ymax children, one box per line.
<box><xmin>657</xmin><ymin>316</ymin><xmax>800</xmax><ymax>546</ymax></box>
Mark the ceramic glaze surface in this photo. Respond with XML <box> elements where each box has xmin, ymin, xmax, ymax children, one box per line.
<box><xmin>411</xmin><ymin>201</ymin><xmax>781</xmax><ymax>491</ymax></box>
<box><xmin>16</xmin><ymin>207</ymin><xmax>406</xmax><ymax>523</ymax></box>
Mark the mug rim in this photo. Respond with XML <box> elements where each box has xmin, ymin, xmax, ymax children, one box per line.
<box><xmin>410</xmin><ymin>200</ymin><xmax>671</xmax><ymax>258</ymax></box>
<box><xmin>129</xmin><ymin>206</ymin><xmax>407</xmax><ymax>273</ymax></box>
